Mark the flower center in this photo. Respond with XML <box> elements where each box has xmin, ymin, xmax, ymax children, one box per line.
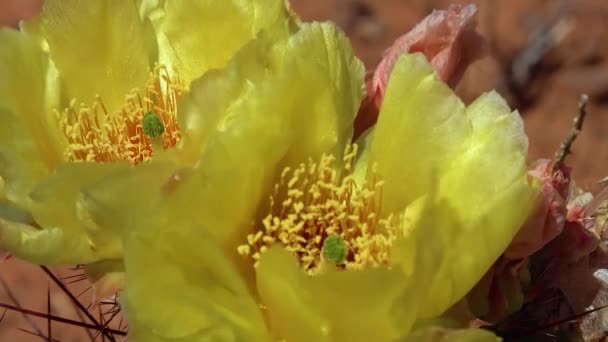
<box><xmin>56</xmin><ymin>65</ymin><xmax>182</xmax><ymax>164</ymax></box>
<box><xmin>238</xmin><ymin>145</ymin><xmax>405</xmax><ymax>275</ymax></box>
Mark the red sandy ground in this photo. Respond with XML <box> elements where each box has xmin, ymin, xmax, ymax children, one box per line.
<box><xmin>1</xmin><ymin>0</ymin><xmax>608</xmax><ymax>340</ymax></box>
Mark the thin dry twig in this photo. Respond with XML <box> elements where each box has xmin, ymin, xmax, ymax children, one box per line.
<box><xmin>552</xmin><ymin>94</ymin><xmax>590</xmax><ymax>172</ymax></box>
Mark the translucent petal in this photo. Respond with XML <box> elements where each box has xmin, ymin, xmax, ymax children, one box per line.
<box><xmin>154</xmin><ymin>0</ymin><xmax>292</xmax><ymax>86</ymax></box>
<box><xmin>369</xmin><ymin>54</ymin><xmax>538</xmax><ymax>318</ymax></box>
<box><xmin>0</xmin><ymin>28</ymin><xmax>63</xmax><ymax>169</ymax></box>
<box><xmin>83</xmin><ymin>260</ymin><xmax>124</xmax><ymax>307</ymax></box>
<box><xmin>40</xmin><ymin>0</ymin><xmax>156</xmax><ymax>112</ymax></box>
<box><xmin>0</xmin><ymin>109</ymin><xmax>47</xmax><ymax>206</ymax></box>
<box><xmin>370</xmin><ymin>53</ymin><xmax>469</xmax><ymax>215</ymax></box>
<box><xmin>389</xmin><ymin>195</ymin><xmax>457</xmax><ymax>336</ymax></box>
<box><xmin>120</xmin><ymin>22</ymin><xmax>363</xmax><ymax>340</ymax></box>
<box><xmin>256</xmin><ymin>247</ymin><xmax>409</xmax><ymax>342</ymax></box>
<box><xmin>122</xmin><ymin>220</ymin><xmax>269</xmax><ymax>341</ymax></box>
<box><xmin>0</xmin><ymin>219</ymin><xmax>94</xmax><ymax>265</ymax></box>
<box><xmin>353</xmin><ymin>127</ymin><xmax>374</xmax><ymax>186</ymax></box>
<box><xmin>77</xmin><ymin>161</ymin><xmax>178</xmax><ymax>236</ymax></box>
<box><xmin>421</xmin><ymin>92</ymin><xmax>538</xmax><ymax>317</ymax></box>
<box><xmin>14</xmin><ymin>162</ymin><xmax>132</xmax><ymax>264</ymax></box>
<box><xmin>279</xmin><ymin>22</ymin><xmax>364</xmax><ymax>164</ymax></box>
<box><xmin>174</xmin><ymin>23</ymin><xmax>363</xmax><ymax>249</ymax></box>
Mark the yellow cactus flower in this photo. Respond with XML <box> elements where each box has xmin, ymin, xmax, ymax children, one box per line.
<box><xmin>0</xmin><ymin>0</ymin><xmax>295</xmax><ymax>267</ymax></box>
<box><xmin>1</xmin><ymin>1</ymin><xmax>539</xmax><ymax>340</ymax></box>
<box><xmin>73</xmin><ymin>16</ymin><xmax>537</xmax><ymax>342</ymax></box>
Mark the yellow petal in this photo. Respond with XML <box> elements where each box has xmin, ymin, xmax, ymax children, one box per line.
<box><xmin>122</xmin><ymin>220</ymin><xmax>269</xmax><ymax>341</ymax></box>
<box><xmin>153</xmin><ymin>0</ymin><xmax>292</xmax><ymax>86</ymax></box>
<box><xmin>256</xmin><ymin>247</ymin><xmax>409</xmax><ymax>342</ymax></box>
<box><xmin>0</xmin><ymin>109</ymin><xmax>47</xmax><ymax>206</ymax></box>
<box><xmin>119</xmin><ymin>22</ymin><xmax>364</xmax><ymax>340</ymax></box>
<box><xmin>0</xmin><ymin>218</ymin><xmax>94</xmax><ymax>265</ymax></box>
<box><xmin>370</xmin><ymin>53</ymin><xmax>469</xmax><ymax>215</ymax></box>
<box><xmin>77</xmin><ymin>161</ymin><xmax>178</xmax><ymax>236</ymax></box>
<box><xmin>389</xmin><ymin>194</ymin><xmax>457</xmax><ymax>336</ymax></box>
<box><xmin>174</xmin><ymin>23</ymin><xmax>363</xmax><ymax>249</ymax></box>
<box><xmin>83</xmin><ymin>260</ymin><xmax>124</xmax><ymax>307</ymax></box>
<box><xmin>256</xmin><ymin>248</ymin><xmax>331</xmax><ymax>342</ymax></box>
<box><xmin>0</xmin><ymin>28</ymin><xmax>63</xmax><ymax>169</ymax></box>
<box><xmin>352</xmin><ymin>127</ymin><xmax>374</xmax><ymax>186</ymax></box>
<box><xmin>40</xmin><ymin>0</ymin><xmax>155</xmax><ymax>112</ymax></box>
<box><xmin>11</xmin><ymin>162</ymin><xmax>132</xmax><ymax>264</ymax></box>
<box><xmin>279</xmin><ymin>22</ymin><xmax>364</xmax><ymax>165</ymax></box>
<box><xmin>421</xmin><ymin>92</ymin><xmax>538</xmax><ymax>317</ymax></box>
<box><xmin>369</xmin><ymin>54</ymin><xmax>538</xmax><ymax>318</ymax></box>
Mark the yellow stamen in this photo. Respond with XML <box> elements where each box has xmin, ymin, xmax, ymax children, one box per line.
<box><xmin>238</xmin><ymin>145</ymin><xmax>404</xmax><ymax>275</ymax></box>
<box><xmin>57</xmin><ymin>65</ymin><xmax>182</xmax><ymax>164</ymax></box>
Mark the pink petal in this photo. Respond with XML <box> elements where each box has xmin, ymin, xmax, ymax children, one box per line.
<box><xmin>504</xmin><ymin>160</ymin><xmax>570</xmax><ymax>259</ymax></box>
<box><xmin>354</xmin><ymin>4</ymin><xmax>484</xmax><ymax>138</ymax></box>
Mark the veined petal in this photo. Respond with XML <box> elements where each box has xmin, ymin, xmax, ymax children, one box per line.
<box><xmin>174</xmin><ymin>22</ymin><xmax>363</xmax><ymax>248</ymax></box>
<box><xmin>83</xmin><ymin>260</ymin><xmax>124</xmax><ymax>307</ymax></box>
<box><xmin>353</xmin><ymin>127</ymin><xmax>374</xmax><ymax>186</ymax></box>
<box><xmin>153</xmin><ymin>0</ymin><xmax>293</xmax><ymax>86</ymax></box>
<box><xmin>40</xmin><ymin>0</ymin><xmax>156</xmax><ymax>113</ymax></box>
<box><xmin>0</xmin><ymin>28</ymin><xmax>63</xmax><ymax>169</ymax></box>
<box><xmin>279</xmin><ymin>22</ymin><xmax>364</xmax><ymax>164</ymax></box>
<box><xmin>369</xmin><ymin>54</ymin><xmax>538</xmax><ymax>318</ymax></box>
<box><xmin>256</xmin><ymin>248</ymin><xmax>331</xmax><ymax>342</ymax></box>
<box><xmin>18</xmin><ymin>162</ymin><xmax>131</xmax><ymax>264</ymax></box>
<box><xmin>119</xmin><ymin>22</ymin><xmax>364</xmax><ymax>340</ymax></box>
<box><xmin>122</xmin><ymin>220</ymin><xmax>269</xmax><ymax>341</ymax></box>
<box><xmin>0</xmin><ymin>109</ymin><xmax>47</xmax><ymax>206</ymax></box>
<box><xmin>421</xmin><ymin>93</ymin><xmax>538</xmax><ymax>317</ymax></box>
<box><xmin>171</xmin><ymin>33</ymin><xmax>294</xmax><ymax>249</ymax></box>
<box><xmin>77</xmin><ymin>161</ymin><xmax>178</xmax><ymax>236</ymax></box>
<box><xmin>370</xmin><ymin>53</ymin><xmax>469</xmax><ymax>215</ymax></box>
<box><xmin>389</xmin><ymin>194</ymin><xmax>456</xmax><ymax>336</ymax></box>
<box><xmin>0</xmin><ymin>219</ymin><xmax>93</xmax><ymax>265</ymax></box>
<box><xmin>256</xmin><ymin>247</ymin><xmax>408</xmax><ymax>342</ymax></box>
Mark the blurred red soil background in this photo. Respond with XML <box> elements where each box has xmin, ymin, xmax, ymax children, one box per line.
<box><xmin>1</xmin><ymin>0</ymin><xmax>608</xmax><ymax>340</ymax></box>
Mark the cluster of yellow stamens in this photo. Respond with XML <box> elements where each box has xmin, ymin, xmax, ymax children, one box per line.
<box><xmin>56</xmin><ymin>65</ymin><xmax>182</xmax><ymax>164</ymax></box>
<box><xmin>238</xmin><ymin>145</ymin><xmax>404</xmax><ymax>275</ymax></box>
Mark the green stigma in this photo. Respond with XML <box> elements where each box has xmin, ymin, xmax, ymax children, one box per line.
<box><xmin>142</xmin><ymin>111</ymin><xmax>165</xmax><ymax>138</ymax></box>
<box><xmin>322</xmin><ymin>235</ymin><xmax>348</xmax><ymax>264</ymax></box>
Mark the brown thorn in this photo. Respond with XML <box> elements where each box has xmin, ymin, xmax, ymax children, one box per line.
<box><xmin>39</xmin><ymin>266</ymin><xmax>116</xmax><ymax>341</ymax></box>
<box><xmin>0</xmin><ymin>308</ymin><xmax>7</xmax><ymax>323</ymax></box>
<box><xmin>16</xmin><ymin>328</ymin><xmax>60</xmax><ymax>342</ymax></box>
<box><xmin>0</xmin><ymin>302</ymin><xmax>126</xmax><ymax>336</ymax></box>
<box><xmin>552</xmin><ymin>94</ymin><xmax>589</xmax><ymax>172</ymax></box>
<box><xmin>65</xmin><ymin>276</ymin><xmax>89</xmax><ymax>285</ymax></box>
<box><xmin>102</xmin><ymin>308</ymin><xmax>122</xmax><ymax>327</ymax></box>
<box><xmin>0</xmin><ymin>275</ymin><xmax>43</xmax><ymax>336</ymax></box>
<box><xmin>73</xmin><ymin>303</ymin><xmax>96</xmax><ymax>341</ymax></box>
<box><xmin>47</xmin><ymin>283</ymin><xmax>51</xmax><ymax>342</ymax></box>
<box><xmin>100</xmin><ymin>306</ymin><xmax>106</xmax><ymax>342</ymax></box>
<box><xmin>75</xmin><ymin>285</ymin><xmax>91</xmax><ymax>299</ymax></box>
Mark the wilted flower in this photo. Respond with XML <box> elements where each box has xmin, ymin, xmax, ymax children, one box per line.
<box><xmin>0</xmin><ymin>1</ymin><xmax>539</xmax><ymax>341</ymax></box>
